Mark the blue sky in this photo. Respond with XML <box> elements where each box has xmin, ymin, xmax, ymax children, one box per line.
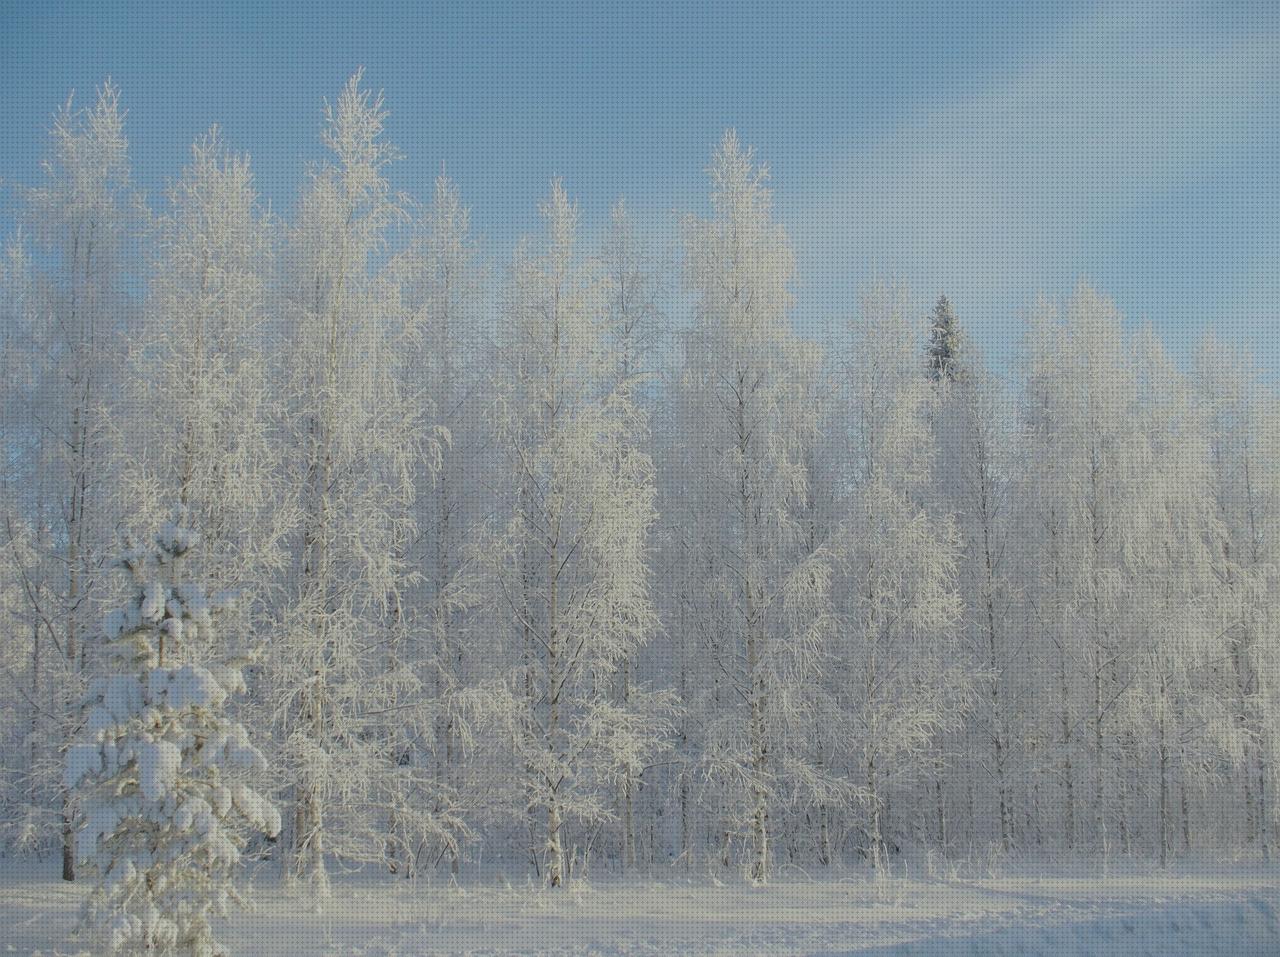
<box><xmin>1</xmin><ymin>0</ymin><xmax>1277</xmax><ymax>372</ymax></box>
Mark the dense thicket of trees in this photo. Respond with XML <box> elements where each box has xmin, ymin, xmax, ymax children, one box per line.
<box><xmin>3</xmin><ymin>77</ymin><xmax>1278</xmax><ymax>911</ymax></box>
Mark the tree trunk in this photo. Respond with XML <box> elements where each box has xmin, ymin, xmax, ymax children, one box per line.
<box><xmin>1093</xmin><ymin>650</ymin><xmax>1107</xmax><ymax>856</ymax></box>
<box><xmin>1180</xmin><ymin>749</ymin><xmax>1192</xmax><ymax>853</ymax></box>
<box><xmin>1059</xmin><ymin>642</ymin><xmax>1074</xmax><ymax>851</ymax></box>
<box><xmin>1157</xmin><ymin>686</ymin><xmax>1169</xmax><ymax>867</ymax></box>
<box><xmin>1259</xmin><ymin>745</ymin><xmax>1271</xmax><ymax>862</ymax></box>
<box><xmin>867</xmin><ymin>757</ymin><xmax>886</xmax><ymax>875</ymax></box>
<box><xmin>738</xmin><ymin>375</ymin><xmax>769</xmax><ymax>885</ymax></box>
<box><xmin>977</xmin><ymin>451</ymin><xmax>1012</xmax><ymax>852</ymax></box>
<box><xmin>934</xmin><ymin>762</ymin><xmax>947</xmax><ymax>854</ymax></box>
<box><xmin>546</xmin><ymin>531</ymin><xmax>565</xmax><ymax>888</ymax></box>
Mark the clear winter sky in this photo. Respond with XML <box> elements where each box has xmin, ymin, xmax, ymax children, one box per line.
<box><xmin>1</xmin><ymin>0</ymin><xmax>1277</xmax><ymax>373</ymax></box>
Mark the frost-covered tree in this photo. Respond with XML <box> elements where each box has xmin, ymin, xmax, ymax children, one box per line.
<box><xmin>830</xmin><ymin>283</ymin><xmax>969</xmax><ymax>871</ymax></box>
<box><xmin>924</xmin><ymin>301</ymin><xmax>1022</xmax><ymax>852</ymax></box>
<box><xmin>1118</xmin><ymin>327</ymin><xmax>1223</xmax><ymax>863</ymax></box>
<box><xmin>393</xmin><ymin>171</ymin><xmax>484</xmax><ymax>636</ymax></box>
<box><xmin>271</xmin><ymin>71</ymin><xmax>454</xmax><ymax>895</ymax></box>
<box><xmin>122</xmin><ymin>126</ymin><xmax>293</xmax><ymax>600</ymax></box>
<box><xmin>0</xmin><ymin>505</ymin><xmax>51</xmax><ymax>852</ymax></box>
<box><xmin>8</xmin><ymin>81</ymin><xmax>142</xmax><ymax>879</ymax></box>
<box><xmin>599</xmin><ymin>198</ymin><xmax>666</xmax><ymax>868</ymax></box>
<box><xmin>65</xmin><ymin>519</ymin><xmax>279</xmax><ymax>956</ymax></box>
<box><xmin>1194</xmin><ymin>333</ymin><xmax>1280</xmax><ymax>858</ymax></box>
<box><xmin>482</xmin><ymin>180</ymin><xmax>670</xmax><ymax>887</ymax></box>
<box><xmin>602</xmin><ymin>199</ymin><xmax>664</xmax><ymax>403</ymax></box>
<box><xmin>677</xmin><ymin>132</ymin><xmax>837</xmax><ymax>883</ymax></box>
<box><xmin>0</xmin><ymin>241</ymin><xmax>63</xmax><ymax>852</ymax></box>
<box><xmin>4</xmin><ymin>74</ymin><xmax>1280</xmax><ymax>894</ymax></box>
<box><xmin>926</xmin><ymin>295</ymin><xmax>961</xmax><ymax>383</ymax></box>
<box><xmin>386</xmin><ymin>173</ymin><xmax>489</xmax><ymax>875</ymax></box>
<box><xmin>1020</xmin><ymin>283</ymin><xmax>1152</xmax><ymax>854</ymax></box>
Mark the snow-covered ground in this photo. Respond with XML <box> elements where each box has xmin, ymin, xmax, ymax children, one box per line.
<box><xmin>3</xmin><ymin>861</ymin><xmax>1277</xmax><ymax>956</ymax></box>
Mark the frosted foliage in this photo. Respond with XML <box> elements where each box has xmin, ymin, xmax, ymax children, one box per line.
<box><xmin>120</xmin><ymin>124</ymin><xmax>292</xmax><ymax>618</ymax></box>
<box><xmin>478</xmin><ymin>176</ymin><xmax>669</xmax><ymax>889</ymax></box>
<box><xmin>675</xmin><ymin>130</ymin><xmax>839</xmax><ymax>884</ymax></box>
<box><xmin>0</xmin><ymin>80</ymin><xmax>140</xmax><ymax>866</ymax></box>
<box><xmin>0</xmin><ymin>68</ymin><xmax>1275</xmax><ymax>950</ymax></box>
<box><xmin>267</xmin><ymin>71</ymin><xmax>459</xmax><ymax>898</ymax></box>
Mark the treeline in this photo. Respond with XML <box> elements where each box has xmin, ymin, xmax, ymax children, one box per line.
<box><xmin>0</xmin><ymin>74</ymin><xmax>1276</xmax><ymax>891</ymax></box>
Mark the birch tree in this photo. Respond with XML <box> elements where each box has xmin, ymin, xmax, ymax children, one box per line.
<box><xmin>386</xmin><ymin>173</ymin><xmax>490</xmax><ymax>874</ymax></box>
<box><xmin>271</xmin><ymin>71</ymin><xmax>453</xmax><ymax>895</ymax></box>
<box><xmin>678</xmin><ymin>132</ymin><xmax>837</xmax><ymax>883</ymax></box>
<box><xmin>1195</xmin><ymin>333</ymin><xmax>1280</xmax><ymax>858</ymax></box>
<box><xmin>1021</xmin><ymin>283</ymin><xmax>1150</xmax><ymax>854</ymax></box>
<box><xmin>926</xmin><ymin>301</ymin><xmax>1020</xmax><ymax>852</ymax></box>
<box><xmin>11</xmin><ymin>81</ymin><xmax>141</xmax><ymax>879</ymax></box>
<box><xmin>600</xmin><ymin>198</ymin><xmax>665</xmax><ymax>869</ymax></box>
<box><xmin>120</xmin><ymin>127</ymin><xmax>294</xmax><ymax>665</ymax></box>
<box><xmin>830</xmin><ymin>283</ymin><xmax>968</xmax><ymax>872</ymax></box>
<box><xmin>0</xmin><ymin>242</ymin><xmax>59</xmax><ymax>851</ymax></box>
<box><xmin>1119</xmin><ymin>327</ymin><xmax>1222</xmax><ymax>863</ymax></box>
<box><xmin>484</xmin><ymin>180</ymin><xmax>668</xmax><ymax>887</ymax></box>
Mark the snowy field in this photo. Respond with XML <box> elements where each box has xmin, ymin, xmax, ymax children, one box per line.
<box><xmin>3</xmin><ymin>861</ymin><xmax>1278</xmax><ymax>956</ymax></box>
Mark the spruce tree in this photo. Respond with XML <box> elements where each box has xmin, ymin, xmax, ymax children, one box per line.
<box><xmin>65</xmin><ymin>517</ymin><xmax>279</xmax><ymax>956</ymax></box>
<box><xmin>927</xmin><ymin>295</ymin><xmax>962</xmax><ymax>382</ymax></box>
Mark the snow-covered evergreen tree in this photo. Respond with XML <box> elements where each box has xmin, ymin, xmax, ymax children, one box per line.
<box><xmin>65</xmin><ymin>517</ymin><xmax>279</xmax><ymax>956</ymax></box>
